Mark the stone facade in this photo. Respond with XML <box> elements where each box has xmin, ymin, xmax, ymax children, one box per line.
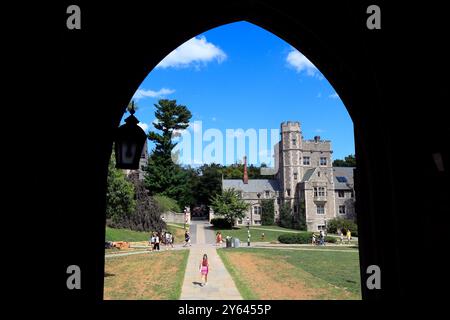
<box><xmin>223</xmin><ymin>121</ymin><xmax>356</xmax><ymax>231</ymax></box>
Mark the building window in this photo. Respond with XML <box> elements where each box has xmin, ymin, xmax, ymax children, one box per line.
<box><xmin>318</xmin><ymin>225</ymin><xmax>326</xmax><ymax>231</ymax></box>
<box><xmin>265</xmin><ymin>190</ymin><xmax>270</xmax><ymax>198</ymax></box>
<box><xmin>292</xmin><ymin>138</ymin><xmax>296</xmax><ymax>146</ymax></box>
<box><xmin>303</xmin><ymin>157</ymin><xmax>310</xmax><ymax>165</ymax></box>
<box><xmin>253</xmin><ymin>206</ymin><xmax>262</xmax><ymax>215</ymax></box>
<box><xmin>317</xmin><ymin>204</ymin><xmax>325</xmax><ymax>214</ymax></box>
<box><xmin>293</xmin><ymin>172</ymin><xmax>298</xmax><ymax>180</ymax></box>
<box><xmin>315</xmin><ymin>187</ymin><xmax>326</xmax><ymax>197</ymax></box>
<box><xmin>339</xmin><ymin>205</ymin><xmax>346</xmax><ymax>214</ymax></box>
<box><xmin>294</xmin><ymin>205</ymin><xmax>298</xmax><ymax>213</ymax></box>
<box><xmin>254</xmin><ymin>220</ymin><xmax>261</xmax><ymax>224</ymax></box>
<box><xmin>320</xmin><ymin>157</ymin><xmax>327</xmax><ymax>166</ymax></box>
<box><xmin>350</xmin><ymin>191</ymin><xmax>354</xmax><ymax>198</ymax></box>
<box><xmin>277</xmin><ymin>198</ymin><xmax>281</xmax><ymax>204</ymax></box>
<box><xmin>286</xmin><ymin>189</ymin><xmax>291</xmax><ymax>197</ymax></box>
<box><xmin>238</xmin><ymin>219</ymin><xmax>243</xmax><ymax>224</ymax></box>
<box><xmin>338</xmin><ymin>190</ymin><xmax>345</xmax><ymax>198</ymax></box>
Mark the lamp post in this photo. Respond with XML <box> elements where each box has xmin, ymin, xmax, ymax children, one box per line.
<box><xmin>114</xmin><ymin>101</ymin><xmax>147</xmax><ymax>169</ymax></box>
<box><xmin>247</xmin><ymin>217</ymin><xmax>250</xmax><ymax>246</ymax></box>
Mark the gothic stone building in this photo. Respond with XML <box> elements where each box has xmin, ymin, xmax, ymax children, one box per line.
<box><xmin>222</xmin><ymin>121</ymin><xmax>356</xmax><ymax>231</ymax></box>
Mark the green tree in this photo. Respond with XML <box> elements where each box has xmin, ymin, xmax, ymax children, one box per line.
<box><xmin>106</xmin><ymin>152</ymin><xmax>136</xmax><ymax>223</ymax></box>
<box><xmin>333</xmin><ymin>154</ymin><xmax>356</xmax><ymax>167</ymax></box>
<box><xmin>148</xmin><ymin>99</ymin><xmax>191</xmax><ymax>159</ymax></box>
<box><xmin>210</xmin><ymin>188</ymin><xmax>249</xmax><ymax>227</ymax></box>
<box><xmin>292</xmin><ymin>200</ymin><xmax>306</xmax><ymax>230</ymax></box>
<box><xmin>261</xmin><ymin>199</ymin><xmax>275</xmax><ymax>225</ymax></box>
<box><xmin>279</xmin><ymin>202</ymin><xmax>293</xmax><ymax>228</ymax></box>
<box><xmin>195</xmin><ymin>163</ymin><xmax>223</xmax><ymax>206</ymax></box>
<box><xmin>144</xmin><ymin>99</ymin><xmax>193</xmax><ymax>207</ymax></box>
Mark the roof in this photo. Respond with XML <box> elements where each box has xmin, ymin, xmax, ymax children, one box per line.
<box><xmin>333</xmin><ymin>167</ymin><xmax>355</xmax><ymax>189</ymax></box>
<box><xmin>301</xmin><ymin>168</ymin><xmax>316</xmax><ymax>182</ymax></box>
<box><xmin>222</xmin><ymin>179</ymin><xmax>280</xmax><ymax>193</ymax></box>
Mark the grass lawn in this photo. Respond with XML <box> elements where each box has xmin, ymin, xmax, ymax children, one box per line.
<box><xmin>217</xmin><ymin>248</ymin><xmax>361</xmax><ymax>300</ymax></box>
<box><xmin>104</xmin><ymin>250</ymin><xmax>189</xmax><ymax>300</ymax></box>
<box><xmin>105</xmin><ymin>226</ymin><xmax>186</xmax><ymax>244</ymax></box>
<box><xmin>211</xmin><ymin>226</ymin><xmax>309</xmax><ymax>243</ymax></box>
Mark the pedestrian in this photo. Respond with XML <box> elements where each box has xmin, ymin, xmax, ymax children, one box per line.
<box><xmin>165</xmin><ymin>232</ymin><xmax>171</xmax><ymax>250</ymax></box>
<box><xmin>170</xmin><ymin>232</ymin><xmax>174</xmax><ymax>248</ymax></box>
<box><xmin>218</xmin><ymin>232</ymin><xmax>222</xmax><ymax>247</ymax></box>
<box><xmin>339</xmin><ymin>229</ymin><xmax>344</xmax><ymax>244</ymax></box>
<box><xmin>184</xmin><ymin>230</ymin><xmax>191</xmax><ymax>247</ymax></box>
<box><xmin>312</xmin><ymin>233</ymin><xmax>316</xmax><ymax>245</ymax></box>
<box><xmin>319</xmin><ymin>229</ymin><xmax>325</xmax><ymax>245</ymax></box>
<box><xmin>199</xmin><ymin>253</ymin><xmax>209</xmax><ymax>286</ymax></box>
<box><xmin>150</xmin><ymin>232</ymin><xmax>156</xmax><ymax>251</ymax></box>
<box><xmin>346</xmin><ymin>229</ymin><xmax>352</xmax><ymax>244</ymax></box>
<box><xmin>154</xmin><ymin>232</ymin><xmax>160</xmax><ymax>251</ymax></box>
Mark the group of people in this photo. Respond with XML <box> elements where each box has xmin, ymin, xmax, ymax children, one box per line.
<box><xmin>312</xmin><ymin>229</ymin><xmax>327</xmax><ymax>245</ymax></box>
<box><xmin>338</xmin><ymin>228</ymin><xmax>352</xmax><ymax>244</ymax></box>
<box><xmin>149</xmin><ymin>231</ymin><xmax>174</xmax><ymax>251</ymax></box>
<box><xmin>312</xmin><ymin>228</ymin><xmax>352</xmax><ymax>245</ymax></box>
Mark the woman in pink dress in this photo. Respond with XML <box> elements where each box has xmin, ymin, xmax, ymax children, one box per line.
<box><xmin>199</xmin><ymin>254</ymin><xmax>209</xmax><ymax>286</ymax></box>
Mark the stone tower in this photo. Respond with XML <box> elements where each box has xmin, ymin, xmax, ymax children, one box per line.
<box><xmin>278</xmin><ymin>121</ymin><xmax>303</xmax><ymax>206</ymax></box>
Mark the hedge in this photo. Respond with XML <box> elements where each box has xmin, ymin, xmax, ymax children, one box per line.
<box><xmin>210</xmin><ymin>217</ymin><xmax>232</xmax><ymax>229</ymax></box>
<box><xmin>278</xmin><ymin>232</ymin><xmax>313</xmax><ymax>244</ymax></box>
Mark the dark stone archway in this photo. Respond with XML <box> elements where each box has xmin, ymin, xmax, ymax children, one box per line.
<box><xmin>47</xmin><ymin>0</ymin><xmax>448</xmax><ymax>304</ymax></box>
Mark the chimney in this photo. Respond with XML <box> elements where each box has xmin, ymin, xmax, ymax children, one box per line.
<box><xmin>314</xmin><ymin>136</ymin><xmax>321</xmax><ymax>142</ymax></box>
<box><xmin>243</xmin><ymin>156</ymin><xmax>249</xmax><ymax>184</ymax></box>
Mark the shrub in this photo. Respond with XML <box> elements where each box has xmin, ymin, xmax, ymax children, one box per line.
<box><xmin>210</xmin><ymin>217</ymin><xmax>232</xmax><ymax>229</ymax></box>
<box><xmin>327</xmin><ymin>217</ymin><xmax>358</xmax><ymax>236</ymax></box>
<box><xmin>325</xmin><ymin>236</ymin><xmax>337</xmax><ymax>243</ymax></box>
<box><xmin>153</xmin><ymin>194</ymin><xmax>181</xmax><ymax>213</ymax></box>
<box><xmin>278</xmin><ymin>232</ymin><xmax>313</xmax><ymax>244</ymax></box>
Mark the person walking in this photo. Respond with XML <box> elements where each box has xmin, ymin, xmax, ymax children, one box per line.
<box><xmin>154</xmin><ymin>232</ymin><xmax>160</xmax><ymax>251</ymax></box>
<box><xmin>150</xmin><ymin>232</ymin><xmax>156</xmax><ymax>251</ymax></box>
<box><xmin>184</xmin><ymin>230</ymin><xmax>191</xmax><ymax>247</ymax></box>
<box><xmin>346</xmin><ymin>229</ymin><xmax>352</xmax><ymax>244</ymax></box>
<box><xmin>338</xmin><ymin>229</ymin><xmax>344</xmax><ymax>244</ymax></box>
<box><xmin>165</xmin><ymin>232</ymin><xmax>171</xmax><ymax>250</ymax></box>
<box><xmin>319</xmin><ymin>229</ymin><xmax>325</xmax><ymax>245</ymax></box>
<box><xmin>199</xmin><ymin>254</ymin><xmax>210</xmax><ymax>286</ymax></box>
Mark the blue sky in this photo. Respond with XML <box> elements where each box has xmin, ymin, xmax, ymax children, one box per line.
<box><xmin>124</xmin><ymin>21</ymin><xmax>354</xmax><ymax>167</ymax></box>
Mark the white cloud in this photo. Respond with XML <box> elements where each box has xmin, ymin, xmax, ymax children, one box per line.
<box><xmin>286</xmin><ymin>48</ymin><xmax>318</xmax><ymax>76</ymax></box>
<box><xmin>329</xmin><ymin>92</ymin><xmax>340</xmax><ymax>99</ymax></box>
<box><xmin>314</xmin><ymin>128</ymin><xmax>325</xmax><ymax>133</ymax></box>
<box><xmin>133</xmin><ymin>88</ymin><xmax>175</xmax><ymax>100</ymax></box>
<box><xmin>156</xmin><ymin>36</ymin><xmax>227</xmax><ymax>69</ymax></box>
<box><xmin>212</xmin><ymin>117</ymin><xmax>217</xmax><ymax>121</ymax></box>
<box><xmin>138</xmin><ymin>122</ymin><xmax>149</xmax><ymax>132</ymax></box>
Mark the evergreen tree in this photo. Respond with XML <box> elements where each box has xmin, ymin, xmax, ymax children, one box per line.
<box><xmin>144</xmin><ymin>99</ymin><xmax>192</xmax><ymax>207</ymax></box>
<box><xmin>261</xmin><ymin>199</ymin><xmax>275</xmax><ymax>226</ymax></box>
<box><xmin>279</xmin><ymin>202</ymin><xmax>293</xmax><ymax>228</ymax></box>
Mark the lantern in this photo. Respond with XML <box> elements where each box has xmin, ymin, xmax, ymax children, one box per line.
<box><xmin>114</xmin><ymin>104</ymin><xmax>147</xmax><ymax>169</ymax></box>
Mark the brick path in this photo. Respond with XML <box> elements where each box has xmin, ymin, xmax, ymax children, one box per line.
<box><xmin>179</xmin><ymin>220</ymin><xmax>242</xmax><ymax>300</ymax></box>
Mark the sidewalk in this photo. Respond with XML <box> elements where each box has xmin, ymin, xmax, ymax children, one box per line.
<box><xmin>179</xmin><ymin>221</ymin><xmax>242</xmax><ymax>300</ymax></box>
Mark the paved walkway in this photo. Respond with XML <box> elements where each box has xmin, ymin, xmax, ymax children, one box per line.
<box><xmin>179</xmin><ymin>220</ymin><xmax>242</xmax><ymax>300</ymax></box>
